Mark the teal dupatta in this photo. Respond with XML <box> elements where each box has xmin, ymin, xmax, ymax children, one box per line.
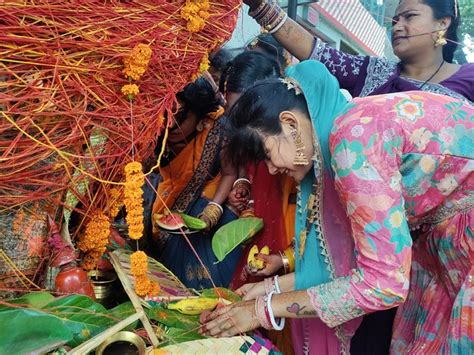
<box><xmin>285</xmin><ymin>61</ymin><xmax>349</xmax><ymax>290</ymax></box>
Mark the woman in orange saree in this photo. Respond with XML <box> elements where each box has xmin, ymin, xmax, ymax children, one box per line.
<box><xmin>151</xmin><ymin>76</ymin><xmax>241</xmax><ymax>289</ymax></box>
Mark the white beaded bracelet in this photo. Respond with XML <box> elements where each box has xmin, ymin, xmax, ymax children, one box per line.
<box><xmin>267</xmin><ymin>290</ymin><xmax>285</xmax><ymax>331</ymax></box>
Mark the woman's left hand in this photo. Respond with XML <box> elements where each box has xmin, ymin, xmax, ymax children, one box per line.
<box><xmin>199</xmin><ymin>300</ymin><xmax>260</xmax><ymax>337</ymax></box>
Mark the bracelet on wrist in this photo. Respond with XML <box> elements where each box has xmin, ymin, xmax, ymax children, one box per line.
<box><xmin>267</xmin><ymin>291</ymin><xmax>285</xmax><ymax>331</ymax></box>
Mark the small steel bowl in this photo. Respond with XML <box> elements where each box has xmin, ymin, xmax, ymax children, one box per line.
<box><xmin>95</xmin><ymin>331</ymin><xmax>146</xmax><ymax>355</ymax></box>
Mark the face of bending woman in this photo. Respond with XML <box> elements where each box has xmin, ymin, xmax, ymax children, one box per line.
<box><xmin>262</xmin><ymin>110</ymin><xmax>315</xmax><ymax>183</ymax></box>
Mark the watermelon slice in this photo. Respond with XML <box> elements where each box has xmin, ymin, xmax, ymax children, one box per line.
<box><xmin>154</xmin><ymin>213</ymin><xmax>186</xmax><ymax>231</ymax></box>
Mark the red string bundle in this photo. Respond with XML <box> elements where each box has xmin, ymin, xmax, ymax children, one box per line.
<box><xmin>0</xmin><ymin>0</ymin><xmax>240</xmax><ymax>222</ymax></box>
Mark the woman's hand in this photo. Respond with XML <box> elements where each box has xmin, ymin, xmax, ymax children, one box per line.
<box><xmin>243</xmin><ymin>0</ymin><xmax>262</xmax><ymax>10</ymax></box>
<box><xmin>227</xmin><ymin>187</ymin><xmax>250</xmax><ymax>212</ymax></box>
<box><xmin>236</xmin><ymin>281</ymin><xmax>265</xmax><ymax>301</ymax></box>
<box><xmin>199</xmin><ymin>300</ymin><xmax>260</xmax><ymax>337</ymax></box>
<box><xmin>199</xmin><ymin>214</ymin><xmax>212</xmax><ymax>232</ymax></box>
<box><xmin>246</xmin><ymin>253</ymin><xmax>283</xmax><ymax>277</ymax></box>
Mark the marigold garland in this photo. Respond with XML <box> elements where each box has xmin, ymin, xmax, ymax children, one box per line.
<box><xmin>130</xmin><ymin>250</ymin><xmax>148</xmax><ymax>276</ymax></box>
<box><xmin>181</xmin><ymin>0</ymin><xmax>210</xmax><ymax>33</ymax></box>
<box><xmin>123</xmin><ymin>43</ymin><xmax>152</xmax><ymax>81</ymax></box>
<box><xmin>77</xmin><ymin>212</ymin><xmax>110</xmax><ymax>270</ymax></box>
<box><xmin>130</xmin><ymin>251</ymin><xmax>160</xmax><ymax>297</ymax></box>
<box><xmin>124</xmin><ymin>162</ymin><xmax>145</xmax><ymax>240</ymax></box>
<box><xmin>108</xmin><ymin>187</ymin><xmax>124</xmax><ymax>219</ymax></box>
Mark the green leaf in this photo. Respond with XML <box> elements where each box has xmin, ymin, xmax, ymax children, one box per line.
<box><xmin>41</xmin><ymin>295</ymin><xmax>117</xmax><ymax>346</ymax></box>
<box><xmin>212</xmin><ymin>217</ymin><xmax>263</xmax><ymax>262</ymax></box>
<box><xmin>2</xmin><ymin>291</ymin><xmax>55</xmax><ymax>309</ymax></box>
<box><xmin>0</xmin><ymin>295</ymin><xmax>138</xmax><ymax>350</ymax></box>
<box><xmin>0</xmin><ymin>308</ymin><xmax>73</xmax><ymax>354</ymax></box>
<box><xmin>159</xmin><ymin>327</ymin><xmax>206</xmax><ymax>347</ymax></box>
<box><xmin>146</xmin><ymin>305</ymin><xmax>200</xmax><ymax>330</ymax></box>
<box><xmin>199</xmin><ymin>288</ymin><xmax>241</xmax><ymax>303</ymax></box>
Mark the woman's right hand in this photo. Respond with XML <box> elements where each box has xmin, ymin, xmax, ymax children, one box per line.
<box><xmin>236</xmin><ymin>281</ymin><xmax>265</xmax><ymax>301</ymax></box>
<box><xmin>246</xmin><ymin>253</ymin><xmax>283</xmax><ymax>277</ymax></box>
<box><xmin>227</xmin><ymin>187</ymin><xmax>250</xmax><ymax>212</ymax></box>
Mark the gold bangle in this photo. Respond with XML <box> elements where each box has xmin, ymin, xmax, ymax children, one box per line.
<box><xmin>279</xmin><ymin>251</ymin><xmax>290</xmax><ymax>274</ymax></box>
<box><xmin>283</xmin><ymin>246</ymin><xmax>295</xmax><ymax>272</ymax></box>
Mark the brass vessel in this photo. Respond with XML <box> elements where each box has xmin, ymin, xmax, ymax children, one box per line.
<box><xmin>95</xmin><ymin>331</ymin><xmax>146</xmax><ymax>355</ymax></box>
<box><xmin>88</xmin><ymin>270</ymin><xmax>117</xmax><ymax>304</ymax></box>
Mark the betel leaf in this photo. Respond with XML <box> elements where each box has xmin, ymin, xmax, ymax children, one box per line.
<box><xmin>212</xmin><ymin>217</ymin><xmax>263</xmax><ymax>262</ymax></box>
<box><xmin>0</xmin><ymin>308</ymin><xmax>73</xmax><ymax>354</ymax></box>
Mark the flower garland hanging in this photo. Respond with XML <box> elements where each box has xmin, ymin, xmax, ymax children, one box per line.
<box><xmin>122</xmin><ymin>43</ymin><xmax>159</xmax><ymax>297</ymax></box>
<box><xmin>77</xmin><ymin>212</ymin><xmax>111</xmax><ymax>270</ymax></box>
<box><xmin>181</xmin><ymin>0</ymin><xmax>210</xmax><ymax>33</ymax></box>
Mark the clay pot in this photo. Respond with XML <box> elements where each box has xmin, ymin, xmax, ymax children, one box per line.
<box><xmin>55</xmin><ymin>264</ymin><xmax>95</xmax><ymax>299</ymax></box>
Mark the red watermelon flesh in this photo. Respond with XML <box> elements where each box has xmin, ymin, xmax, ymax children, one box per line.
<box><xmin>155</xmin><ymin>213</ymin><xmax>186</xmax><ymax>231</ymax></box>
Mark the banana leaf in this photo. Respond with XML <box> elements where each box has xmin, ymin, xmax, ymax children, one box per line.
<box><xmin>146</xmin><ymin>304</ymin><xmax>200</xmax><ymax>330</ymax></box>
<box><xmin>199</xmin><ymin>288</ymin><xmax>241</xmax><ymax>303</ymax></box>
<box><xmin>212</xmin><ymin>217</ymin><xmax>263</xmax><ymax>262</ymax></box>
<box><xmin>0</xmin><ymin>308</ymin><xmax>73</xmax><ymax>354</ymax></box>
<box><xmin>159</xmin><ymin>327</ymin><xmax>206</xmax><ymax>347</ymax></box>
<box><xmin>0</xmin><ymin>294</ymin><xmax>138</xmax><ymax>350</ymax></box>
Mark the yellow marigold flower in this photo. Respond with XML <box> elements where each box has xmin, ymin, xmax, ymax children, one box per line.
<box><xmin>181</xmin><ymin>0</ymin><xmax>210</xmax><ymax>33</ymax></box>
<box><xmin>130</xmin><ymin>251</ymin><xmax>148</xmax><ymax>276</ymax></box>
<box><xmin>121</xmin><ymin>84</ymin><xmax>140</xmax><ymax>99</ymax></box>
<box><xmin>108</xmin><ymin>187</ymin><xmax>124</xmax><ymax>218</ymax></box>
<box><xmin>199</xmin><ymin>52</ymin><xmax>210</xmax><ymax>72</ymax></box>
<box><xmin>124</xmin><ymin>161</ymin><xmax>144</xmax><ymax>240</ymax></box>
<box><xmin>123</xmin><ymin>43</ymin><xmax>152</xmax><ymax>81</ymax></box>
<box><xmin>135</xmin><ymin>274</ymin><xmax>152</xmax><ymax>297</ymax></box>
<box><xmin>78</xmin><ymin>212</ymin><xmax>111</xmax><ymax>270</ymax></box>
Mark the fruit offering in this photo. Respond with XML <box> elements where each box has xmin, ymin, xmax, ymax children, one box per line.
<box><xmin>247</xmin><ymin>245</ymin><xmax>270</xmax><ymax>272</ymax></box>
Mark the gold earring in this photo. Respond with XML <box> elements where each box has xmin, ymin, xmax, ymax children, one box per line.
<box><xmin>291</xmin><ymin>128</ymin><xmax>309</xmax><ymax>166</ymax></box>
<box><xmin>435</xmin><ymin>30</ymin><xmax>447</xmax><ymax>47</ymax></box>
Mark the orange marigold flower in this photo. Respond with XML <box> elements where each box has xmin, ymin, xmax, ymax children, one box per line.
<box><xmin>130</xmin><ymin>250</ymin><xmax>148</xmax><ymax>276</ymax></box>
<box><xmin>123</xmin><ymin>43</ymin><xmax>152</xmax><ymax>81</ymax></box>
<box><xmin>77</xmin><ymin>212</ymin><xmax>110</xmax><ymax>253</ymax></box>
<box><xmin>135</xmin><ymin>274</ymin><xmax>152</xmax><ymax>297</ymax></box>
<box><xmin>181</xmin><ymin>0</ymin><xmax>210</xmax><ymax>33</ymax></box>
<box><xmin>121</xmin><ymin>84</ymin><xmax>140</xmax><ymax>98</ymax></box>
<box><xmin>124</xmin><ymin>161</ymin><xmax>144</xmax><ymax>240</ymax></box>
<box><xmin>108</xmin><ymin>187</ymin><xmax>124</xmax><ymax>219</ymax></box>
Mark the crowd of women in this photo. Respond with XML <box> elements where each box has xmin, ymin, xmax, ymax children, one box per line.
<box><xmin>144</xmin><ymin>0</ymin><xmax>473</xmax><ymax>353</ymax></box>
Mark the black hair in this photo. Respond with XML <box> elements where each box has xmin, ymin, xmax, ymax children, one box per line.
<box><xmin>421</xmin><ymin>0</ymin><xmax>461</xmax><ymax>63</ymax></box>
<box><xmin>176</xmin><ymin>76</ymin><xmax>222</xmax><ymax>120</ymax></box>
<box><xmin>225</xmin><ymin>78</ymin><xmax>309</xmax><ymax>168</ymax></box>
<box><xmin>209</xmin><ymin>48</ymin><xmax>233</xmax><ymax>73</ymax></box>
<box><xmin>246</xmin><ymin>33</ymin><xmax>287</xmax><ymax>71</ymax></box>
<box><xmin>219</xmin><ymin>51</ymin><xmax>280</xmax><ymax>94</ymax></box>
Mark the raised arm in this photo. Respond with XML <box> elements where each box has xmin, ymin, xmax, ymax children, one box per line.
<box><xmin>244</xmin><ymin>0</ymin><xmax>369</xmax><ymax>95</ymax></box>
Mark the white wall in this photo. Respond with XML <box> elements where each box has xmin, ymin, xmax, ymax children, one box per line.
<box><xmin>225</xmin><ymin>6</ymin><xmax>261</xmax><ymax>51</ymax></box>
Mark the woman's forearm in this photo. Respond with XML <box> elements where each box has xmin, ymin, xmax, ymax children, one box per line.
<box><xmin>273</xmin><ymin>17</ymin><xmax>315</xmax><ymax>61</ymax></box>
<box><xmin>271</xmin><ymin>290</ymin><xmax>318</xmax><ymax>318</ymax></box>
<box><xmin>277</xmin><ymin>272</ymin><xmax>295</xmax><ymax>292</ymax></box>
